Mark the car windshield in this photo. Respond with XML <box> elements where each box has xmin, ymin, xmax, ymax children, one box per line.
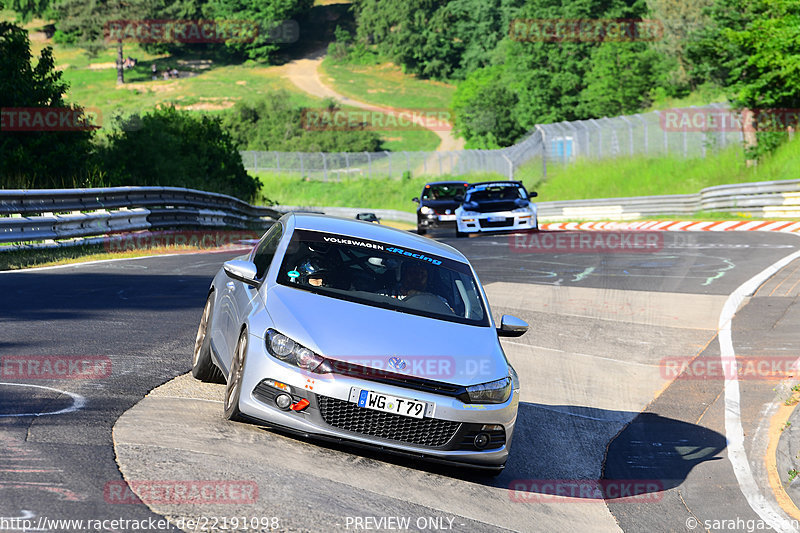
<box><xmin>277</xmin><ymin>229</ymin><xmax>489</xmax><ymax>326</ymax></box>
<box><xmin>422</xmin><ymin>184</ymin><xmax>467</xmax><ymax>200</ymax></box>
<box><xmin>467</xmin><ymin>185</ymin><xmax>526</xmax><ymax>202</ymax></box>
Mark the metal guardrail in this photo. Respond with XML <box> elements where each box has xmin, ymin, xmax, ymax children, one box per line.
<box><xmin>0</xmin><ymin>186</ymin><xmax>282</xmax><ymax>249</ymax></box>
<box><xmin>1</xmin><ymin>179</ymin><xmax>798</xmax><ymax>249</ymax></box>
<box><xmin>536</xmin><ymin>179</ymin><xmax>800</xmax><ymax>221</ymax></box>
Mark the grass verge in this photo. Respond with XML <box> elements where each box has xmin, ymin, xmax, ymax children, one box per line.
<box><xmin>254</xmin><ymin>172</ymin><xmax>501</xmax><ymax>212</ymax></box>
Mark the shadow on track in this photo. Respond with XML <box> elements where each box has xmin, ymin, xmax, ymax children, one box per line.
<box><xmin>253</xmin><ymin>401</ymin><xmax>725</xmax><ymax>501</ymax></box>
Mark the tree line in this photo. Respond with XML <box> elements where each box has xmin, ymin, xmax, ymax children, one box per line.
<box><xmin>346</xmin><ymin>0</ymin><xmax>800</xmax><ymax>156</ymax></box>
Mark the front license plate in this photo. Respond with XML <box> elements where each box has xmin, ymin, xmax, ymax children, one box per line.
<box><xmin>438</xmin><ymin>214</ymin><xmax>456</xmax><ymax>221</ymax></box>
<box><xmin>487</xmin><ymin>216</ymin><xmax>506</xmax><ymax>222</ymax></box>
<box><xmin>356</xmin><ymin>390</ymin><xmax>426</xmax><ymax>419</ymax></box>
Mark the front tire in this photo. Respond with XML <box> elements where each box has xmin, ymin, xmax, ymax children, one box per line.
<box><xmin>456</xmin><ymin>230</ymin><xmax>466</xmax><ymax>238</ymax></box>
<box><xmin>224</xmin><ymin>329</ymin><xmax>248</xmax><ymax>421</ymax></box>
<box><xmin>417</xmin><ymin>226</ymin><xmax>427</xmax><ymax>235</ymax></box>
<box><xmin>192</xmin><ymin>293</ymin><xmax>225</xmax><ymax>383</ymax></box>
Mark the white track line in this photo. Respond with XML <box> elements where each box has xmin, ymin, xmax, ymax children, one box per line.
<box><xmin>719</xmin><ymin>238</ymin><xmax>800</xmax><ymax>531</ymax></box>
<box><xmin>0</xmin><ymin>382</ymin><xmax>85</xmax><ymax>417</ymax></box>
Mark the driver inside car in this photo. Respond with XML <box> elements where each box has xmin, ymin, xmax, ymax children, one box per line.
<box><xmin>296</xmin><ymin>255</ymin><xmax>348</xmax><ymax>289</ymax></box>
<box><xmin>383</xmin><ymin>262</ymin><xmax>454</xmax><ymax>313</ymax></box>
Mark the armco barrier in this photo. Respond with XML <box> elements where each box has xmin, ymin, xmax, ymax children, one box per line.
<box><xmin>537</xmin><ymin>179</ymin><xmax>800</xmax><ymax>221</ymax></box>
<box><xmin>1</xmin><ymin>179</ymin><xmax>798</xmax><ymax>248</ymax></box>
<box><xmin>0</xmin><ymin>187</ymin><xmax>282</xmax><ymax>249</ymax></box>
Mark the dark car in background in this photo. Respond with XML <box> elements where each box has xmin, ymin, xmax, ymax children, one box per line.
<box><xmin>412</xmin><ymin>181</ymin><xmax>469</xmax><ymax>235</ymax></box>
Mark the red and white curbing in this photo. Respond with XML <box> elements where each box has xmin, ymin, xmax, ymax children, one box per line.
<box><xmin>541</xmin><ymin>220</ymin><xmax>800</xmax><ymax>233</ymax></box>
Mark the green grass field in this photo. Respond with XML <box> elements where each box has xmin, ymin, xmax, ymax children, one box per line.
<box><xmin>254</xmin><ymin>172</ymin><xmax>498</xmax><ymax>212</ymax></box>
<box><xmin>4</xmin><ymin>11</ymin><xmax>439</xmax><ymax>151</ymax></box>
<box><xmin>519</xmin><ymin>135</ymin><xmax>800</xmax><ymax>202</ymax></box>
<box><xmin>320</xmin><ymin>57</ymin><xmax>456</xmax><ymax>111</ymax></box>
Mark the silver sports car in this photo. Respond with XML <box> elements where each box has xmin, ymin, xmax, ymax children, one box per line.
<box><xmin>192</xmin><ymin>213</ymin><xmax>528</xmax><ymax>471</ymax></box>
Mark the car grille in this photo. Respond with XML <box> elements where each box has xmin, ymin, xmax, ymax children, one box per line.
<box><xmin>317</xmin><ymin>395</ymin><xmax>461</xmax><ymax>447</ymax></box>
<box><xmin>326</xmin><ymin>360</ymin><xmax>466</xmax><ymax>398</ymax></box>
<box><xmin>479</xmin><ymin>217</ymin><xmax>514</xmax><ymax>228</ymax></box>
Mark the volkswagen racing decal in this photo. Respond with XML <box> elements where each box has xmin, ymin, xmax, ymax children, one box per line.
<box><xmin>293</xmin><ymin>229</ymin><xmax>468</xmax><ymax>272</ymax></box>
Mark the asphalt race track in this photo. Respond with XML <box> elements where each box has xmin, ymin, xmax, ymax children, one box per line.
<box><xmin>2</xmin><ymin>230</ymin><xmax>800</xmax><ymax>532</ymax></box>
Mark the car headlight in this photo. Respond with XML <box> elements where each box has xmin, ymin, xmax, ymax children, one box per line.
<box><xmin>513</xmin><ymin>206</ymin><xmax>532</xmax><ymax>213</ymax></box>
<box><xmin>464</xmin><ymin>376</ymin><xmax>512</xmax><ymax>404</ymax></box>
<box><xmin>460</xmin><ymin>211</ymin><xmax>478</xmax><ymax>217</ymax></box>
<box><xmin>420</xmin><ymin>206</ymin><xmax>434</xmax><ymax>215</ymax></box>
<box><xmin>266</xmin><ymin>329</ymin><xmax>330</xmax><ymax>372</ymax></box>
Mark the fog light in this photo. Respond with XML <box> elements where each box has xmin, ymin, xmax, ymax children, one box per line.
<box><xmin>474</xmin><ymin>433</ymin><xmax>490</xmax><ymax>449</ymax></box>
<box><xmin>275</xmin><ymin>393</ymin><xmax>292</xmax><ymax>410</ymax></box>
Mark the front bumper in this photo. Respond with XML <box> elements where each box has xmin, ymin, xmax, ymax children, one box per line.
<box><xmin>236</xmin><ymin>333</ymin><xmax>518</xmax><ymax>468</ymax></box>
<box><xmin>418</xmin><ymin>213</ymin><xmax>458</xmax><ymax>230</ymax></box>
<box><xmin>457</xmin><ymin>210</ymin><xmax>538</xmax><ymax>234</ymax></box>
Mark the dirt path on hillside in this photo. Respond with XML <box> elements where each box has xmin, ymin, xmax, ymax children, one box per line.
<box><xmin>283</xmin><ymin>48</ymin><xmax>465</xmax><ymax>163</ymax></box>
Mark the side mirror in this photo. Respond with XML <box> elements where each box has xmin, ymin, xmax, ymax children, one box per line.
<box><xmin>497</xmin><ymin>315</ymin><xmax>528</xmax><ymax>337</ymax></box>
<box><xmin>223</xmin><ymin>260</ymin><xmax>259</xmax><ymax>286</ymax></box>
<box><xmin>412</xmin><ymin>197</ymin><xmax>420</xmax><ymax>203</ymax></box>
<box><xmin>528</xmin><ymin>191</ymin><xmax>538</xmax><ymax>198</ymax></box>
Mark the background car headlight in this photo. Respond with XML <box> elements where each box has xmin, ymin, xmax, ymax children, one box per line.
<box><xmin>460</xmin><ymin>211</ymin><xmax>478</xmax><ymax>217</ymax></box>
<box><xmin>513</xmin><ymin>206</ymin><xmax>532</xmax><ymax>213</ymax></box>
<box><xmin>465</xmin><ymin>376</ymin><xmax>512</xmax><ymax>404</ymax></box>
<box><xmin>266</xmin><ymin>329</ymin><xmax>329</xmax><ymax>372</ymax></box>
<box><xmin>420</xmin><ymin>206</ymin><xmax>434</xmax><ymax>215</ymax></box>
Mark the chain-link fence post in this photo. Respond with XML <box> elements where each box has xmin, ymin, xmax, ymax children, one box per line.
<box><xmin>620</xmin><ymin>116</ymin><xmax>634</xmax><ymax>156</ymax></box>
<box><xmin>635</xmin><ymin>114</ymin><xmax>648</xmax><ymax>155</ymax></box>
<box><xmin>536</xmin><ymin>126</ymin><xmax>547</xmax><ymax>178</ymax></box>
<box><xmin>590</xmin><ymin>119</ymin><xmax>602</xmax><ymax>158</ymax></box>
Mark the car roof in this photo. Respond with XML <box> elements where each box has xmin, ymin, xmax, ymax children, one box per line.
<box><xmin>467</xmin><ymin>180</ymin><xmax>523</xmax><ymax>190</ymax></box>
<box><xmin>423</xmin><ymin>181</ymin><xmax>469</xmax><ymax>187</ymax></box>
<box><xmin>288</xmin><ymin>213</ymin><xmax>469</xmax><ymax>263</ymax></box>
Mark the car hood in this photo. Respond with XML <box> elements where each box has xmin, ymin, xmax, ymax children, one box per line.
<box><xmin>462</xmin><ymin>198</ymin><xmax>530</xmax><ymax>213</ymax></box>
<box><xmin>263</xmin><ymin>285</ymin><xmax>508</xmax><ymax>386</ymax></box>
